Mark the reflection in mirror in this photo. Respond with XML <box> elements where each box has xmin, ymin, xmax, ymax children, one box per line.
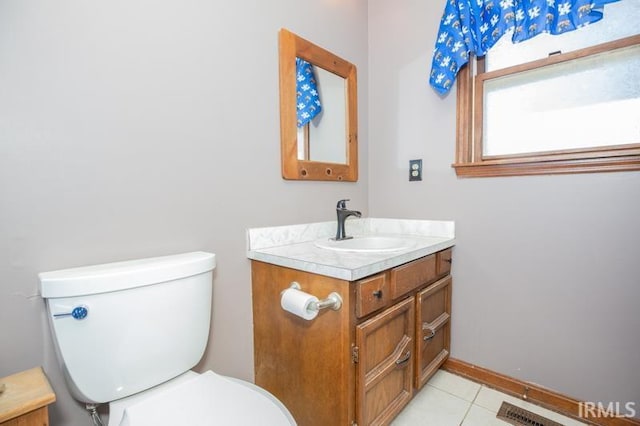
<box><xmin>297</xmin><ymin>67</ymin><xmax>347</xmax><ymax>164</ymax></box>
<box><xmin>279</xmin><ymin>28</ymin><xmax>358</xmax><ymax>181</ymax></box>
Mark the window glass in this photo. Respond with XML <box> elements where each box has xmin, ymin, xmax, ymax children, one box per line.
<box><xmin>483</xmin><ymin>43</ymin><xmax>640</xmax><ymax>157</ymax></box>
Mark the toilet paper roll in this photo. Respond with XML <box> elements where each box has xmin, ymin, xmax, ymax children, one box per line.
<box><xmin>280</xmin><ymin>288</ymin><xmax>319</xmax><ymax>320</ymax></box>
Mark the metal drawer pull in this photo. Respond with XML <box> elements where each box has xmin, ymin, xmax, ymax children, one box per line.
<box><xmin>423</xmin><ymin>327</ymin><xmax>436</xmax><ymax>341</ymax></box>
<box><xmin>395</xmin><ymin>351</ymin><xmax>411</xmax><ymax>366</ymax></box>
<box><xmin>422</xmin><ymin>313</ymin><xmax>449</xmax><ymax>341</ymax></box>
<box><xmin>372</xmin><ymin>290</ymin><xmax>383</xmax><ymax>299</ymax></box>
<box><xmin>444</xmin><ymin>258</ymin><xmax>452</xmax><ymax>264</ymax></box>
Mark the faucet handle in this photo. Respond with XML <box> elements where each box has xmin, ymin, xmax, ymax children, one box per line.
<box><xmin>337</xmin><ymin>199</ymin><xmax>350</xmax><ymax>209</ymax></box>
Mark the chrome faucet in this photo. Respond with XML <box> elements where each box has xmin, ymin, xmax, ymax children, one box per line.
<box><xmin>334</xmin><ymin>199</ymin><xmax>362</xmax><ymax>241</ymax></box>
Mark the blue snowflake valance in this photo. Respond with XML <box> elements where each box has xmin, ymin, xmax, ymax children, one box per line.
<box><xmin>296</xmin><ymin>58</ymin><xmax>322</xmax><ymax>127</ymax></box>
<box><xmin>429</xmin><ymin>0</ymin><xmax>620</xmax><ymax>95</ymax></box>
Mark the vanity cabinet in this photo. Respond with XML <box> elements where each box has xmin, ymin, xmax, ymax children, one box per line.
<box><xmin>251</xmin><ymin>248</ymin><xmax>452</xmax><ymax>426</ymax></box>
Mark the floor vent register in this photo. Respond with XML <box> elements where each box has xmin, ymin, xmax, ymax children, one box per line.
<box><xmin>496</xmin><ymin>401</ymin><xmax>564</xmax><ymax>426</ymax></box>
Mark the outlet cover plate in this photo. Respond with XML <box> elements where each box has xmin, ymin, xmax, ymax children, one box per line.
<box><xmin>409</xmin><ymin>159</ymin><xmax>422</xmax><ymax>181</ymax></box>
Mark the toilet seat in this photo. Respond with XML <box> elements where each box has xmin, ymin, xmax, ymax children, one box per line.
<box><xmin>108</xmin><ymin>370</ymin><xmax>295</xmax><ymax>426</ymax></box>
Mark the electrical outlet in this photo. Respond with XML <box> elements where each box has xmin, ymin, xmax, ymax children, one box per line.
<box><xmin>409</xmin><ymin>159</ymin><xmax>422</xmax><ymax>181</ymax></box>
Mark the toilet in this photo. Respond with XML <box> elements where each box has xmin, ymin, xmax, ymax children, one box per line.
<box><xmin>39</xmin><ymin>251</ymin><xmax>295</xmax><ymax>425</ymax></box>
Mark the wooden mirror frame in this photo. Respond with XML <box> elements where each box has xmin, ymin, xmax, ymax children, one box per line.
<box><xmin>279</xmin><ymin>28</ymin><xmax>358</xmax><ymax>181</ymax></box>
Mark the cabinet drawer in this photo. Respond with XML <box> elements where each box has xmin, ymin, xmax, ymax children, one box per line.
<box><xmin>356</xmin><ymin>273</ymin><xmax>389</xmax><ymax>318</ymax></box>
<box><xmin>389</xmin><ymin>254</ymin><xmax>436</xmax><ymax>300</ymax></box>
<box><xmin>436</xmin><ymin>248</ymin><xmax>453</xmax><ymax>277</ymax></box>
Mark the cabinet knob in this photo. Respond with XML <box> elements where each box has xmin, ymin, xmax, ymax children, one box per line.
<box><xmin>372</xmin><ymin>290</ymin><xmax>383</xmax><ymax>299</ymax></box>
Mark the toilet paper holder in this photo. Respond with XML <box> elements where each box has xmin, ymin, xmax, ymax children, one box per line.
<box><xmin>288</xmin><ymin>282</ymin><xmax>342</xmax><ymax>312</ymax></box>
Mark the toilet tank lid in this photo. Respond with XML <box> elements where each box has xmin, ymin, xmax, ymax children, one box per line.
<box><xmin>39</xmin><ymin>252</ymin><xmax>216</xmax><ymax>298</ymax></box>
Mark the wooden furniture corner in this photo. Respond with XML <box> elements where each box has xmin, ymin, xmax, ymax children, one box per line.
<box><xmin>0</xmin><ymin>367</ymin><xmax>56</xmax><ymax>426</ymax></box>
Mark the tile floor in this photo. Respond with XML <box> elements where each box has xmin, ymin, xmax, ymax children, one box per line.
<box><xmin>391</xmin><ymin>370</ymin><xmax>587</xmax><ymax>426</ymax></box>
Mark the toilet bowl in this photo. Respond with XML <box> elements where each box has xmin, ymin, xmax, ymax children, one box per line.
<box><xmin>108</xmin><ymin>371</ymin><xmax>295</xmax><ymax>426</ymax></box>
<box><xmin>39</xmin><ymin>252</ymin><xmax>295</xmax><ymax>425</ymax></box>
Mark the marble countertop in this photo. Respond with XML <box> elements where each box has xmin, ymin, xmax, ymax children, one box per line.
<box><xmin>246</xmin><ymin>218</ymin><xmax>455</xmax><ymax>281</ymax></box>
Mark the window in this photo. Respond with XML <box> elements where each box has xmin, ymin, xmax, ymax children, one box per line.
<box><xmin>453</xmin><ymin>2</ymin><xmax>640</xmax><ymax>177</ymax></box>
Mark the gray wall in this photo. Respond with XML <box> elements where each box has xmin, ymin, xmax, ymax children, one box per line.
<box><xmin>2</xmin><ymin>0</ymin><xmax>638</xmax><ymax>424</ymax></box>
<box><xmin>0</xmin><ymin>1</ymin><xmax>368</xmax><ymax>424</ymax></box>
<box><xmin>368</xmin><ymin>0</ymin><xmax>640</xmax><ymax>410</ymax></box>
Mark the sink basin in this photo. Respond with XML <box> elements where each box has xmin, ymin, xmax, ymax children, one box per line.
<box><xmin>314</xmin><ymin>236</ymin><xmax>415</xmax><ymax>253</ymax></box>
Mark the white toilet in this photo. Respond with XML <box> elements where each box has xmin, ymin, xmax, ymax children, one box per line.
<box><xmin>39</xmin><ymin>251</ymin><xmax>295</xmax><ymax>425</ymax></box>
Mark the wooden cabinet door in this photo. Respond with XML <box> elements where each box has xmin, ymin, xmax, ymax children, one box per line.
<box><xmin>356</xmin><ymin>297</ymin><xmax>415</xmax><ymax>426</ymax></box>
<box><xmin>415</xmin><ymin>276</ymin><xmax>452</xmax><ymax>389</ymax></box>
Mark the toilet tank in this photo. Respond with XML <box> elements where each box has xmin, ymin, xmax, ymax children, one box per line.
<box><xmin>39</xmin><ymin>252</ymin><xmax>216</xmax><ymax>404</ymax></box>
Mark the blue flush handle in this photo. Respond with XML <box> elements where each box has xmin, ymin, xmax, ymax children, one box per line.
<box><xmin>53</xmin><ymin>305</ymin><xmax>88</xmax><ymax>320</ymax></box>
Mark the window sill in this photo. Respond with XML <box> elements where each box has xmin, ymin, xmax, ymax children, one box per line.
<box><xmin>453</xmin><ymin>155</ymin><xmax>640</xmax><ymax>177</ymax></box>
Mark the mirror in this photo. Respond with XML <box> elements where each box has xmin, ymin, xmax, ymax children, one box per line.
<box><xmin>279</xmin><ymin>28</ymin><xmax>358</xmax><ymax>181</ymax></box>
